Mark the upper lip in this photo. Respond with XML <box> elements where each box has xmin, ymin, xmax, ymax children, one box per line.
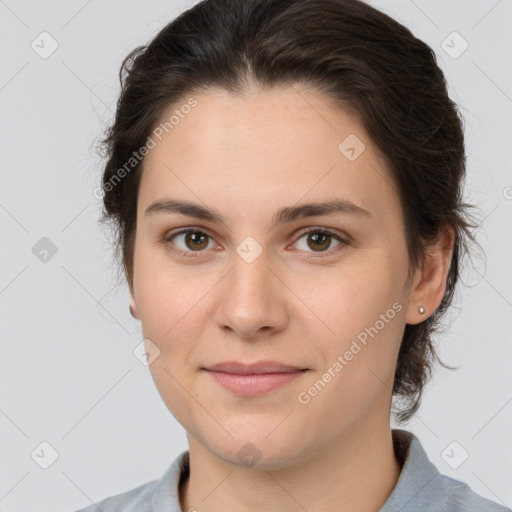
<box><xmin>204</xmin><ymin>361</ymin><xmax>306</xmax><ymax>375</ymax></box>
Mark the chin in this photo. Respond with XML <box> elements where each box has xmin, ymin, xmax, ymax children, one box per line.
<box><xmin>204</xmin><ymin>431</ymin><xmax>311</xmax><ymax>471</ymax></box>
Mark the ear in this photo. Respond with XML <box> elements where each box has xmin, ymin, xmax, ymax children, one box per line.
<box><xmin>129</xmin><ymin>289</ymin><xmax>140</xmax><ymax>320</ymax></box>
<box><xmin>405</xmin><ymin>225</ymin><xmax>455</xmax><ymax>325</ymax></box>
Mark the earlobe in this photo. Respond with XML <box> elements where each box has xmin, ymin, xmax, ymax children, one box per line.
<box><xmin>405</xmin><ymin>226</ymin><xmax>455</xmax><ymax>325</ymax></box>
<box><xmin>129</xmin><ymin>291</ymin><xmax>140</xmax><ymax>320</ymax></box>
<box><xmin>405</xmin><ymin>267</ymin><xmax>429</xmax><ymax>325</ymax></box>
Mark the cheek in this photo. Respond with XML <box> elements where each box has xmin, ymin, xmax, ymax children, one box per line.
<box><xmin>134</xmin><ymin>245</ymin><xmax>192</xmax><ymax>333</ymax></box>
<box><xmin>299</xmin><ymin>302</ymin><xmax>404</xmax><ymax>433</ymax></box>
<box><xmin>312</xmin><ymin>262</ymin><xmax>405</xmax><ymax>388</ymax></box>
<box><xmin>134</xmin><ymin>259</ymin><xmax>219</xmax><ymax>373</ymax></box>
<box><xmin>313</xmin><ymin>262</ymin><xmax>399</xmax><ymax>337</ymax></box>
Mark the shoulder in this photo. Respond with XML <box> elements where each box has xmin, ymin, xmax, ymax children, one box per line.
<box><xmin>71</xmin><ymin>479</ymin><xmax>156</xmax><ymax>512</ymax></box>
<box><xmin>437</xmin><ymin>475</ymin><xmax>510</xmax><ymax>512</ymax></box>
<box><xmin>70</xmin><ymin>450</ymin><xmax>190</xmax><ymax>512</ymax></box>
<box><xmin>385</xmin><ymin>429</ymin><xmax>510</xmax><ymax>512</ymax></box>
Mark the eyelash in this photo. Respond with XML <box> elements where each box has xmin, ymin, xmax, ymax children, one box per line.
<box><xmin>162</xmin><ymin>227</ymin><xmax>349</xmax><ymax>260</ymax></box>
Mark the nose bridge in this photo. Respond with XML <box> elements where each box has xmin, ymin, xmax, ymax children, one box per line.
<box><xmin>214</xmin><ymin>236</ymin><xmax>288</xmax><ymax>337</ymax></box>
<box><xmin>228</xmin><ymin>238</ymin><xmax>273</xmax><ymax>306</ymax></box>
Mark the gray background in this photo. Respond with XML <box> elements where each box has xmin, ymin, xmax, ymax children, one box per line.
<box><xmin>0</xmin><ymin>0</ymin><xmax>511</xmax><ymax>510</ymax></box>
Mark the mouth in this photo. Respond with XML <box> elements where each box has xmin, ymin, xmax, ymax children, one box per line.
<box><xmin>203</xmin><ymin>360</ymin><xmax>307</xmax><ymax>375</ymax></box>
<box><xmin>202</xmin><ymin>360</ymin><xmax>308</xmax><ymax>396</ymax></box>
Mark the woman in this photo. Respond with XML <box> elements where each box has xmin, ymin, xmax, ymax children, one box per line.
<box><xmin>74</xmin><ymin>0</ymin><xmax>509</xmax><ymax>510</ymax></box>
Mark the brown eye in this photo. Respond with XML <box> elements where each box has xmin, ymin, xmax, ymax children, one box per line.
<box><xmin>306</xmin><ymin>231</ymin><xmax>332</xmax><ymax>251</ymax></box>
<box><xmin>165</xmin><ymin>229</ymin><xmax>214</xmax><ymax>256</ymax></box>
<box><xmin>293</xmin><ymin>228</ymin><xmax>347</xmax><ymax>256</ymax></box>
<box><xmin>164</xmin><ymin>227</ymin><xmax>348</xmax><ymax>260</ymax></box>
<box><xmin>183</xmin><ymin>231</ymin><xmax>209</xmax><ymax>251</ymax></box>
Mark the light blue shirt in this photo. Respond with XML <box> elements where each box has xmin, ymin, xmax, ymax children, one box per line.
<box><xmin>72</xmin><ymin>429</ymin><xmax>510</xmax><ymax>511</ymax></box>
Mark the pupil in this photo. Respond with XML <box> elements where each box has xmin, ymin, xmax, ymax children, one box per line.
<box><xmin>187</xmin><ymin>232</ymin><xmax>207</xmax><ymax>250</ymax></box>
<box><xmin>310</xmin><ymin>232</ymin><xmax>329</xmax><ymax>251</ymax></box>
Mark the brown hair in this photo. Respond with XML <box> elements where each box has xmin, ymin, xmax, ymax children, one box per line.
<box><xmin>97</xmin><ymin>0</ymin><xmax>479</xmax><ymax>423</ymax></box>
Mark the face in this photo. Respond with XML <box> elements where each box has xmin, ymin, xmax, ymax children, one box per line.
<box><xmin>131</xmin><ymin>86</ymin><xmax>414</xmax><ymax>469</ymax></box>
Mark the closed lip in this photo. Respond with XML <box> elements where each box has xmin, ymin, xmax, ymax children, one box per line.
<box><xmin>203</xmin><ymin>361</ymin><xmax>307</xmax><ymax>375</ymax></box>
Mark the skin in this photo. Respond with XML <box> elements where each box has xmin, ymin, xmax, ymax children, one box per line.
<box><xmin>129</xmin><ymin>85</ymin><xmax>454</xmax><ymax>512</ymax></box>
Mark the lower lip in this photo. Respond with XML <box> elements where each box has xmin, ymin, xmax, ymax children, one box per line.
<box><xmin>204</xmin><ymin>370</ymin><xmax>306</xmax><ymax>396</ymax></box>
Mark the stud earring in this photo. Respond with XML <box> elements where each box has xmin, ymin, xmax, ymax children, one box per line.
<box><xmin>418</xmin><ymin>306</ymin><xmax>425</xmax><ymax>314</ymax></box>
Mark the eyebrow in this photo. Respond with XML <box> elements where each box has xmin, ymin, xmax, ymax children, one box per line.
<box><xmin>145</xmin><ymin>198</ymin><xmax>372</xmax><ymax>229</ymax></box>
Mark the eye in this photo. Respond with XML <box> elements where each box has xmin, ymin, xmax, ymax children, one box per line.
<box><xmin>164</xmin><ymin>229</ymin><xmax>218</xmax><ymax>258</ymax></box>
<box><xmin>291</xmin><ymin>227</ymin><xmax>347</xmax><ymax>257</ymax></box>
<box><xmin>163</xmin><ymin>227</ymin><xmax>349</xmax><ymax>259</ymax></box>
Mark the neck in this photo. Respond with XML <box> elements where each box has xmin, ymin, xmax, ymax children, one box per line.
<box><xmin>179</xmin><ymin>420</ymin><xmax>402</xmax><ymax>512</ymax></box>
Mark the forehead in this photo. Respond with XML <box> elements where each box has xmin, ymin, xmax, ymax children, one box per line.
<box><xmin>138</xmin><ymin>86</ymin><xmax>400</xmax><ymax>228</ymax></box>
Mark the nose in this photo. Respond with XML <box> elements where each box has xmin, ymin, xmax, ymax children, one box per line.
<box><xmin>213</xmin><ymin>249</ymin><xmax>289</xmax><ymax>340</ymax></box>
